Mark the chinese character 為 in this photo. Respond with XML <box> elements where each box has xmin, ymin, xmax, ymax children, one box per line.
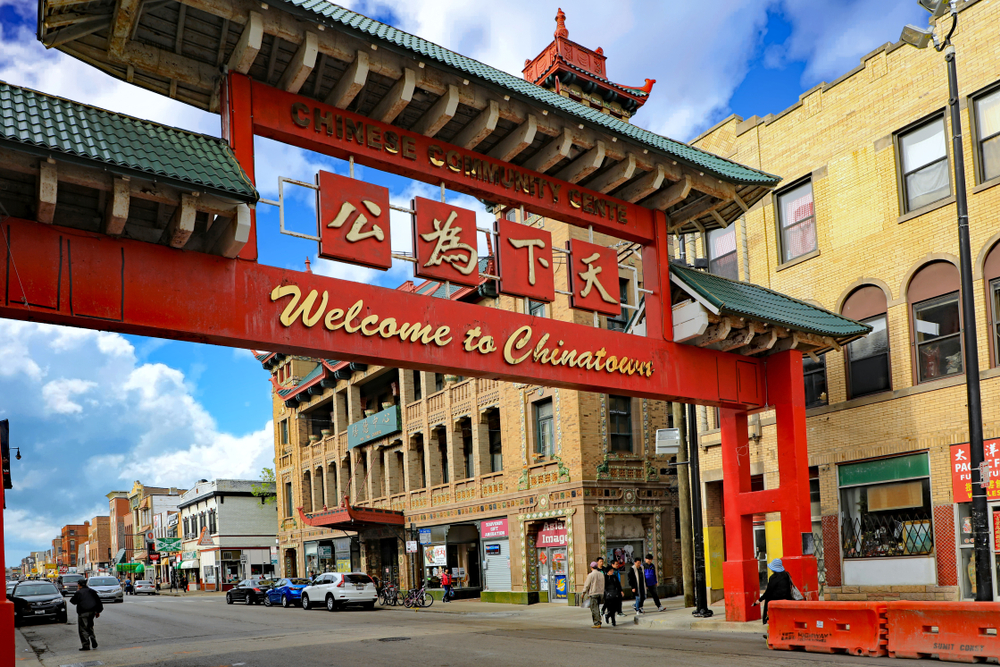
<box><xmin>421</xmin><ymin>211</ymin><xmax>476</xmax><ymax>275</ymax></box>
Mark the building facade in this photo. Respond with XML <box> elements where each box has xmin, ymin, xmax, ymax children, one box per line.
<box><xmin>87</xmin><ymin>516</ymin><xmax>111</xmax><ymax>575</ymax></box>
<box><xmin>127</xmin><ymin>481</ymin><xmax>183</xmax><ymax>577</ymax></box>
<box><xmin>107</xmin><ymin>491</ymin><xmax>130</xmax><ymax>563</ymax></box>
<box><xmin>60</xmin><ymin>523</ymin><xmax>88</xmax><ymax>570</ymax></box>
<box><xmin>177</xmin><ymin>479</ymin><xmax>278</xmax><ymax>592</ymax></box>
<box><xmin>691</xmin><ymin>0</ymin><xmax>1000</xmax><ymax>603</ymax></box>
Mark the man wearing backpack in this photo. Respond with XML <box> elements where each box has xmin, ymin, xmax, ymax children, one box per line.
<box><xmin>440</xmin><ymin>569</ymin><xmax>453</xmax><ymax>603</ymax></box>
<box><xmin>643</xmin><ymin>554</ymin><xmax>666</xmax><ymax>612</ymax></box>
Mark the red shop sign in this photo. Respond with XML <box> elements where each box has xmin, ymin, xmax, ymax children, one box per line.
<box><xmin>949</xmin><ymin>440</ymin><xmax>1000</xmax><ymax>503</ymax></box>
<box><xmin>994</xmin><ymin>510</ymin><xmax>1000</xmax><ymax>552</ymax></box>
<box><xmin>537</xmin><ymin>522</ymin><xmax>568</xmax><ymax>547</ymax></box>
<box><xmin>481</xmin><ymin>518</ymin><xmax>508</xmax><ymax>539</ymax></box>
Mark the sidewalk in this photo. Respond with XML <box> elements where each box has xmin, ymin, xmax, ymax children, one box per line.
<box><xmin>15</xmin><ymin>628</ymin><xmax>45</xmax><ymax>666</ymax></box>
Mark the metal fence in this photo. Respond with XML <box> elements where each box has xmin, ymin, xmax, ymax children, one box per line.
<box><xmin>841</xmin><ymin>512</ymin><xmax>933</xmax><ymax>559</ymax></box>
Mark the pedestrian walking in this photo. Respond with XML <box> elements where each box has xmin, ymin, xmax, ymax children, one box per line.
<box><xmin>752</xmin><ymin>559</ymin><xmax>798</xmax><ymax>625</ymax></box>
<box><xmin>169</xmin><ymin>575</ymin><xmax>177</xmax><ymax>593</ymax></box>
<box><xmin>440</xmin><ymin>569</ymin><xmax>453</xmax><ymax>602</ymax></box>
<box><xmin>643</xmin><ymin>554</ymin><xmax>666</xmax><ymax>612</ymax></box>
<box><xmin>69</xmin><ymin>579</ymin><xmax>104</xmax><ymax>652</ymax></box>
<box><xmin>580</xmin><ymin>561</ymin><xmax>605</xmax><ymax>628</ymax></box>
<box><xmin>627</xmin><ymin>557</ymin><xmax>646</xmax><ymax>614</ymax></box>
<box><xmin>603</xmin><ymin>560</ymin><xmax>623</xmax><ymax>626</ymax></box>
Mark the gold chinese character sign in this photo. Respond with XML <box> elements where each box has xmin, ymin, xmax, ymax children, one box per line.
<box><xmin>317</xmin><ymin>171</ymin><xmax>392</xmax><ymax>270</ymax></box>
<box><xmin>412</xmin><ymin>197</ymin><xmax>480</xmax><ymax>287</ymax></box>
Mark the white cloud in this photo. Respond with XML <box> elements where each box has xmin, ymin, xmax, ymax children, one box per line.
<box><xmin>41</xmin><ymin>378</ymin><xmax>97</xmax><ymax>414</ymax></box>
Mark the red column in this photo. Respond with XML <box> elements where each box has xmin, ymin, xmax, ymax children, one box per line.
<box><xmin>222</xmin><ymin>72</ymin><xmax>258</xmax><ymax>261</ymax></box>
<box><xmin>1</xmin><ymin>484</ymin><xmax>15</xmax><ymax>667</ymax></box>
<box><xmin>720</xmin><ymin>406</ymin><xmax>761</xmax><ymax>622</ymax></box>
<box><xmin>766</xmin><ymin>350</ymin><xmax>819</xmax><ymax>600</ymax></box>
<box><xmin>641</xmin><ymin>210</ymin><xmax>673</xmax><ymax>341</ymax></box>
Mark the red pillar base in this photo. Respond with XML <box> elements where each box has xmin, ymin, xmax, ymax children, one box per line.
<box><xmin>723</xmin><ymin>559</ymin><xmax>762</xmax><ymax>622</ymax></box>
<box><xmin>780</xmin><ymin>555</ymin><xmax>820</xmax><ymax>601</ymax></box>
<box><xmin>0</xmin><ymin>599</ymin><xmax>15</xmax><ymax>667</ymax></box>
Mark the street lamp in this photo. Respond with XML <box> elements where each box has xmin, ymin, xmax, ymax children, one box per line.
<box><xmin>899</xmin><ymin>0</ymin><xmax>994</xmax><ymax>602</ymax></box>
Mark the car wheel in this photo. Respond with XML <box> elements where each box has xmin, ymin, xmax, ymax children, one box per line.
<box><xmin>282</xmin><ymin>595</ymin><xmax>290</xmax><ymax>608</ymax></box>
<box><xmin>244</xmin><ymin>594</ymin><xmax>253</xmax><ymax>605</ymax></box>
<box><xmin>226</xmin><ymin>594</ymin><xmax>233</xmax><ymax>605</ymax></box>
<box><xmin>263</xmin><ymin>595</ymin><xmax>272</xmax><ymax>607</ymax></box>
<box><xmin>326</xmin><ymin>595</ymin><xmax>336</xmax><ymax>612</ymax></box>
<box><xmin>301</xmin><ymin>594</ymin><xmax>311</xmax><ymax>610</ymax></box>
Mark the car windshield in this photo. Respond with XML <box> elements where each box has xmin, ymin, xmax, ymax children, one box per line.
<box><xmin>89</xmin><ymin>578</ymin><xmax>119</xmax><ymax>587</ymax></box>
<box><xmin>287</xmin><ymin>578</ymin><xmax>310</xmax><ymax>586</ymax></box>
<box><xmin>344</xmin><ymin>574</ymin><xmax>372</xmax><ymax>585</ymax></box>
<box><xmin>14</xmin><ymin>583</ymin><xmax>58</xmax><ymax>597</ymax></box>
<box><xmin>136</xmin><ymin>580</ymin><xmax>151</xmax><ymax>585</ymax></box>
<box><xmin>63</xmin><ymin>575</ymin><xmax>84</xmax><ymax>583</ymax></box>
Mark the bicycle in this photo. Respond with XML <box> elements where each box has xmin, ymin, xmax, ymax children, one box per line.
<box><xmin>378</xmin><ymin>581</ymin><xmax>399</xmax><ymax>606</ymax></box>
<box><xmin>402</xmin><ymin>584</ymin><xmax>434</xmax><ymax>608</ymax></box>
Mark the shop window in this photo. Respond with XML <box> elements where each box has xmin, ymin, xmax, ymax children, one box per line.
<box><xmin>412</xmin><ymin>370</ymin><xmax>422</xmax><ymax>401</ymax></box>
<box><xmin>528</xmin><ymin>299</ymin><xmax>546</xmax><ymax>318</ymax></box>
<box><xmin>776</xmin><ymin>179</ymin><xmax>817</xmax><ymax>263</ymax></box>
<box><xmin>488</xmin><ymin>410</ymin><xmax>503</xmax><ymax>472</ymax></box>
<box><xmin>908</xmin><ymin>262</ymin><xmax>962</xmax><ymax>383</ymax></box>
<box><xmin>608</xmin><ymin>395</ymin><xmax>632</xmax><ymax>452</ymax></box>
<box><xmin>839</xmin><ymin>453</ymin><xmax>933</xmax><ymax>559</ymax></box>
<box><xmin>707</xmin><ymin>225</ymin><xmax>738</xmax><ymax>280</ymax></box>
<box><xmin>803</xmin><ymin>355</ymin><xmax>827</xmax><ymax>408</ymax></box>
<box><xmin>973</xmin><ymin>85</ymin><xmax>1000</xmax><ymax>183</ymax></box>
<box><xmin>534</xmin><ymin>399</ymin><xmax>554</xmax><ymax>457</ymax></box>
<box><xmin>896</xmin><ymin>115</ymin><xmax>950</xmax><ymax>212</ymax></box>
<box><xmin>606</xmin><ymin>279</ymin><xmax>630</xmax><ymax>332</ymax></box>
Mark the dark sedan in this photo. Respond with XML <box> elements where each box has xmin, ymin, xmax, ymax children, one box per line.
<box><xmin>7</xmin><ymin>581</ymin><xmax>67</xmax><ymax>625</ymax></box>
<box><xmin>226</xmin><ymin>578</ymin><xmax>273</xmax><ymax>605</ymax></box>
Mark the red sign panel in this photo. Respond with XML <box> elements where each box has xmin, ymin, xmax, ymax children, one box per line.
<box><xmin>412</xmin><ymin>197</ymin><xmax>480</xmax><ymax>287</ymax></box>
<box><xmin>567</xmin><ymin>238</ymin><xmax>621</xmax><ymax>316</ymax></box>
<box><xmin>317</xmin><ymin>171</ymin><xmax>392</xmax><ymax>270</ymax></box>
<box><xmin>950</xmin><ymin>440</ymin><xmax>1000</xmax><ymax>502</ymax></box>
<box><xmin>481</xmin><ymin>518</ymin><xmax>509</xmax><ymax>539</ymax></box>
<box><xmin>537</xmin><ymin>522</ymin><xmax>567</xmax><ymax>547</ymax></box>
<box><xmin>994</xmin><ymin>510</ymin><xmax>1000</xmax><ymax>551</ymax></box>
<box><xmin>497</xmin><ymin>219</ymin><xmax>554</xmax><ymax>302</ymax></box>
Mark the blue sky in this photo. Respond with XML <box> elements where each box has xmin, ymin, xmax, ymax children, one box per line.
<box><xmin>0</xmin><ymin>0</ymin><xmax>926</xmax><ymax>563</ymax></box>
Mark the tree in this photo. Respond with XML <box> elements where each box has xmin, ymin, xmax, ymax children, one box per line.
<box><xmin>252</xmin><ymin>467</ymin><xmax>277</xmax><ymax>505</ymax></box>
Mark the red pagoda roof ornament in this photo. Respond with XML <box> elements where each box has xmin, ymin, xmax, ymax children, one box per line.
<box><xmin>554</xmin><ymin>8</ymin><xmax>568</xmax><ymax>38</ymax></box>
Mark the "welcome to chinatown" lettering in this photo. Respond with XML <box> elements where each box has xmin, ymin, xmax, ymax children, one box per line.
<box><xmin>270</xmin><ymin>284</ymin><xmax>654</xmax><ymax>378</ymax></box>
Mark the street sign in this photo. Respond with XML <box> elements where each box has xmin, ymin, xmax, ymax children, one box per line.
<box><xmin>655</xmin><ymin>428</ymin><xmax>681</xmax><ymax>455</ymax></box>
<box><xmin>239</xmin><ymin>554</ymin><xmax>248</xmax><ymax>564</ymax></box>
<box><xmin>405</xmin><ymin>541</ymin><xmax>418</xmax><ymax>554</ymax></box>
<box><xmin>149</xmin><ymin>553</ymin><xmax>160</xmax><ymax>562</ymax></box>
<box><xmin>145</xmin><ymin>531</ymin><xmax>155</xmax><ymax>542</ymax></box>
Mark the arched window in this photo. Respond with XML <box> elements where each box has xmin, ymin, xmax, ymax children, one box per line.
<box><xmin>842</xmin><ymin>286</ymin><xmax>891</xmax><ymax>398</ymax></box>
<box><xmin>983</xmin><ymin>243</ymin><xmax>1000</xmax><ymax>366</ymax></box>
<box><xmin>908</xmin><ymin>262</ymin><xmax>962</xmax><ymax>383</ymax></box>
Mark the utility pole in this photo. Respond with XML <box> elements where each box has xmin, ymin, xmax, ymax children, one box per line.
<box><xmin>687</xmin><ymin>404</ymin><xmax>712</xmax><ymax>617</ymax></box>
<box><xmin>672</xmin><ymin>402</ymin><xmax>694</xmax><ymax>607</ymax></box>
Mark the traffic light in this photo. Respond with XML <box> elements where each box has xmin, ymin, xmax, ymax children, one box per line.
<box><xmin>1</xmin><ymin>419</ymin><xmax>11</xmax><ymax>490</ymax></box>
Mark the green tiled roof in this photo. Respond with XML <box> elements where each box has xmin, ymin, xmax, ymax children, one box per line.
<box><xmin>274</xmin><ymin>0</ymin><xmax>779</xmax><ymax>188</ymax></box>
<box><xmin>0</xmin><ymin>81</ymin><xmax>257</xmax><ymax>201</ymax></box>
<box><xmin>671</xmin><ymin>264</ymin><xmax>871</xmax><ymax>340</ymax></box>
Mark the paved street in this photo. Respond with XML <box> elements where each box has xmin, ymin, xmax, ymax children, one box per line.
<box><xmin>14</xmin><ymin>594</ymin><xmax>902</xmax><ymax>667</ymax></box>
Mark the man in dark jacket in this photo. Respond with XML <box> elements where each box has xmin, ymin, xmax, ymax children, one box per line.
<box><xmin>70</xmin><ymin>579</ymin><xmax>104</xmax><ymax>651</ymax></box>
<box><xmin>643</xmin><ymin>554</ymin><xmax>665</xmax><ymax>612</ymax></box>
<box><xmin>602</xmin><ymin>560</ymin><xmax>624</xmax><ymax>626</ymax></box>
<box><xmin>627</xmin><ymin>557</ymin><xmax>647</xmax><ymax>614</ymax></box>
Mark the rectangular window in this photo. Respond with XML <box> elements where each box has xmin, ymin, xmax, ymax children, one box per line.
<box><xmin>707</xmin><ymin>226</ymin><xmax>738</xmax><ymax>280</ymax></box>
<box><xmin>992</xmin><ymin>279</ymin><xmax>1000</xmax><ymax>366</ymax></box>
<box><xmin>777</xmin><ymin>180</ymin><xmax>817</xmax><ymax>262</ymax></box>
<box><xmin>434</xmin><ymin>373</ymin><xmax>444</xmax><ymax>393</ymax></box>
<box><xmin>609</xmin><ymin>395</ymin><xmax>633</xmax><ymax>452</ymax></box>
<box><xmin>412</xmin><ymin>370</ymin><xmax>422</xmax><ymax>401</ymax></box>
<box><xmin>606</xmin><ymin>279</ymin><xmax>630</xmax><ymax>332</ymax></box>
<box><xmin>803</xmin><ymin>355</ymin><xmax>827</xmax><ymax>408</ymax></box>
<box><xmin>534</xmin><ymin>399</ymin><xmax>554</xmax><ymax>457</ymax></box>
<box><xmin>898</xmin><ymin>116</ymin><xmax>950</xmax><ymax>211</ymax></box>
<box><xmin>914</xmin><ymin>293</ymin><xmax>962</xmax><ymax>382</ymax></box>
<box><xmin>488</xmin><ymin>410</ymin><xmax>503</xmax><ymax>473</ymax></box>
<box><xmin>280</xmin><ymin>420</ymin><xmax>288</xmax><ymax>445</ymax></box>
<box><xmin>284</xmin><ymin>482</ymin><xmax>293</xmax><ymax>518</ymax></box>
<box><xmin>528</xmin><ymin>299</ymin><xmax>546</xmax><ymax>318</ymax></box>
<box><xmin>974</xmin><ymin>87</ymin><xmax>1000</xmax><ymax>183</ymax></box>
<box><xmin>463</xmin><ymin>425</ymin><xmax>474</xmax><ymax>479</ymax></box>
<box><xmin>847</xmin><ymin>315</ymin><xmax>891</xmax><ymax>397</ymax></box>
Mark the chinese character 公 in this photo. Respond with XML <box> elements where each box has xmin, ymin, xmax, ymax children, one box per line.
<box><xmin>420</xmin><ymin>211</ymin><xmax>476</xmax><ymax>275</ymax></box>
<box><xmin>328</xmin><ymin>200</ymin><xmax>385</xmax><ymax>243</ymax></box>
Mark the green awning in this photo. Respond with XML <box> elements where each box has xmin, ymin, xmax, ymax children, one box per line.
<box><xmin>116</xmin><ymin>563</ymin><xmax>145</xmax><ymax>573</ymax></box>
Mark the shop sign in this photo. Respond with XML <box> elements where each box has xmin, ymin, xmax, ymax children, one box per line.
<box><xmin>481</xmin><ymin>518</ymin><xmax>508</xmax><ymax>539</ymax></box>
<box><xmin>318</xmin><ymin>172</ymin><xmax>392</xmax><ymax>270</ymax></box>
<box><xmin>993</xmin><ymin>510</ymin><xmax>1000</xmax><ymax>551</ymax></box>
<box><xmin>406</xmin><ymin>541</ymin><xmax>418</xmax><ymax>554</ymax></box>
<box><xmin>181</xmin><ymin>551</ymin><xmax>198</xmax><ymax>561</ymax></box>
<box><xmin>155</xmin><ymin>538</ymin><xmax>181</xmax><ymax>553</ymax></box>
<box><xmin>950</xmin><ymin>441</ymin><xmax>1000</xmax><ymax>502</ymax></box>
<box><xmin>348</xmin><ymin>405</ymin><xmax>401</xmax><ymax>449</ymax></box>
<box><xmin>318</xmin><ymin>546</ymin><xmax>332</xmax><ymax>558</ymax></box>
<box><xmin>537</xmin><ymin>521</ymin><xmax>567</xmax><ymax>547</ymax></box>
<box><xmin>424</xmin><ymin>545</ymin><xmax>447</xmax><ymax>565</ymax></box>
<box><xmin>485</xmin><ymin>544</ymin><xmax>501</xmax><ymax>555</ymax></box>
<box><xmin>418</xmin><ymin>529</ymin><xmax>432</xmax><ymax>544</ymax></box>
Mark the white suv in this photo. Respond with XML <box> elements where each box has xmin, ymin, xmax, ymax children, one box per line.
<box><xmin>300</xmin><ymin>572</ymin><xmax>377</xmax><ymax>611</ymax></box>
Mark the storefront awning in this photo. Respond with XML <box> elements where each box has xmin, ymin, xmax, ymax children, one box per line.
<box><xmin>177</xmin><ymin>561</ymin><xmax>199</xmax><ymax>570</ymax></box>
<box><xmin>298</xmin><ymin>504</ymin><xmax>404</xmax><ymax>531</ymax></box>
<box><xmin>115</xmin><ymin>563</ymin><xmax>144</xmax><ymax>573</ymax></box>
<box><xmin>112</xmin><ymin>549</ymin><xmax>126</xmax><ymax>564</ymax></box>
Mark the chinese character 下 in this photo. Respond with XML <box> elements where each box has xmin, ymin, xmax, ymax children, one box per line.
<box><xmin>577</xmin><ymin>252</ymin><xmax>617</xmax><ymax>304</ymax></box>
<box><xmin>508</xmin><ymin>237</ymin><xmax>549</xmax><ymax>286</ymax></box>
<box><xmin>421</xmin><ymin>211</ymin><xmax>476</xmax><ymax>275</ymax></box>
<box><xmin>328</xmin><ymin>200</ymin><xmax>385</xmax><ymax>243</ymax></box>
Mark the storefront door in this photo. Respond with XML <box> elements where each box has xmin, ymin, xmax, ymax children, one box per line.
<box><xmin>754</xmin><ymin>524</ymin><xmax>768</xmax><ymax>590</ymax></box>
<box><xmin>549</xmin><ymin>548</ymin><xmax>567</xmax><ymax>601</ymax></box>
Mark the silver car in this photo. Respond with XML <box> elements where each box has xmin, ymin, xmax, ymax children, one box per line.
<box><xmin>134</xmin><ymin>579</ymin><xmax>157</xmax><ymax>595</ymax></box>
<box><xmin>86</xmin><ymin>576</ymin><xmax>124</xmax><ymax>603</ymax></box>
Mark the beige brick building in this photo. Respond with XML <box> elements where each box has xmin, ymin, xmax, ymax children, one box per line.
<box><xmin>690</xmin><ymin>0</ymin><xmax>1000</xmax><ymax>603</ymax></box>
<box><xmin>258</xmin><ymin>215</ymin><xmax>683</xmax><ymax>604</ymax></box>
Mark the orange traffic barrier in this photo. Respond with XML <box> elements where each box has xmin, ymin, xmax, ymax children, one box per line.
<box><xmin>886</xmin><ymin>601</ymin><xmax>1000</xmax><ymax>663</ymax></box>
<box><xmin>767</xmin><ymin>601</ymin><xmax>888</xmax><ymax>657</ymax></box>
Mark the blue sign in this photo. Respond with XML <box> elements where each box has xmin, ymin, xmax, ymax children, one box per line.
<box><xmin>419</xmin><ymin>529</ymin><xmax>432</xmax><ymax>545</ymax></box>
<box><xmin>347</xmin><ymin>405</ymin><xmax>401</xmax><ymax>449</ymax></box>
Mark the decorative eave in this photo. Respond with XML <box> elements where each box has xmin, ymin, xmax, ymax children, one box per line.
<box><xmin>297</xmin><ymin>503</ymin><xmax>404</xmax><ymax>531</ymax></box>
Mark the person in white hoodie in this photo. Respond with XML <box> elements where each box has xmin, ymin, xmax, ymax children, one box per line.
<box><xmin>580</xmin><ymin>561</ymin><xmax>606</xmax><ymax>628</ymax></box>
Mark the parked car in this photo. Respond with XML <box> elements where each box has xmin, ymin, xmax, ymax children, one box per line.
<box><xmin>7</xmin><ymin>580</ymin><xmax>67</xmax><ymax>626</ymax></box>
<box><xmin>264</xmin><ymin>578</ymin><xmax>311</xmax><ymax>608</ymax></box>
<box><xmin>300</xmin><ymin>572</ymin><xmax>377</xmax><ymax>611</ymax></box>
<box><xmin>87</xmin><ymin>576</ymin><xmax>124</xmax><ymax>603</ymax></box>
<box><xmin>56</xmin><ymin>574</ymin><xmax>86</xmax><ymax>596</ymax></box>
<box><xmin>134</xmin><ymin>580</ymin><xmax>157</xmax><ymax>595</ymax></box>
<box><xmin>226</xmin><ymin>578</ymin><xmax>273</xmax><ymax>605</ymax></box>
